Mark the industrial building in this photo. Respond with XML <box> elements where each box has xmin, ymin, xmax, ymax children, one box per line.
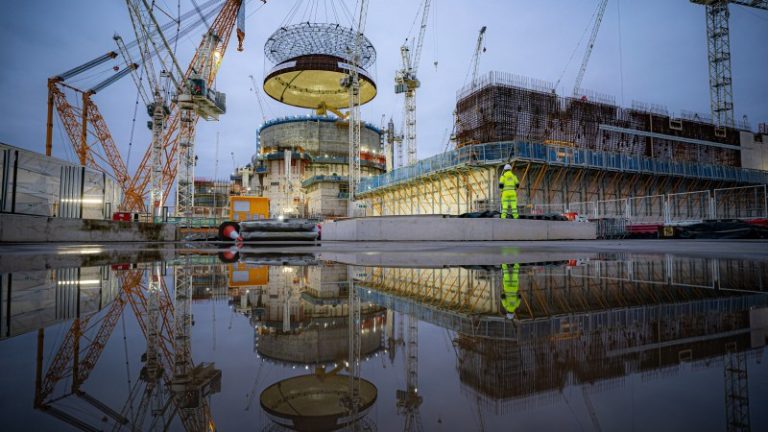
<box><xmin>249</xmin><ymin>116</ymin><xmax>386</xmax><ymax>218</ymax></box>
<box><xmin>192</xmin><ymin>179</ymin><xmax>231</xmax><ymax>219</ymax></box>
<box><xmin>228</xmin><ymin>262</ymin><xmax>386</xmax><ymax>364</ymax></box>
<box><xmin>355</xmin><ymin>256</ymin><xmax>768</xmax><ymax>426</ymax></box>
<box><xmin>357</xmin><ymin>72</ymin><xmax>768</xmax><ymax>222</ymax></box>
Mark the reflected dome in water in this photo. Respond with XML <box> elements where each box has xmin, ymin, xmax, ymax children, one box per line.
<box><xmin>260</xmin><ymin>374</ymin><xmax>377</xmax><ymax>432</ymax></box>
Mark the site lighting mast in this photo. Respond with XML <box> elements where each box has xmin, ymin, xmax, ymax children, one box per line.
<box><xmin>690</xmin><ymin>1</ymin><xmax>768</xmax><ymax>129</ymax></box>
<box><xmin>395</xmin><ymin>0</ymin><xmax>432</xmax><ymax>167</ymax></box>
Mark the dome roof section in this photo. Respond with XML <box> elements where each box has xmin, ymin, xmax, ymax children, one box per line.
<box><xmin>264</xmin><ymin>22</ymin><xmax>376</xmax><ymax>68</ymax></box>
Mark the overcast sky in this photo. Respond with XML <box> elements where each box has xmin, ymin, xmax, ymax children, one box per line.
<box><xmin>1</xmin><ymin>0</ymin><xmax>766</xmax><ymax>180</ymax></box>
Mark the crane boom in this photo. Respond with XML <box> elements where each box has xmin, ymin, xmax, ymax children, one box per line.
<box><xmin>470</xmin><ymin>26</ymin><xmax>487</xmax><ymax>87</ymax></box>
<box><xmin>121</xmin><ymin>0</ymin><xmax>245</xmax><ymax>212</ymax></box>
<box><xmin>411</xmin><ymin>0</ymin><xmax>431</xmax><ymax>77</ymax></box>
<box><xmin>573</xmin><ymin>0</ymin><xmax>608</xmax><ymax>95</ymax></box>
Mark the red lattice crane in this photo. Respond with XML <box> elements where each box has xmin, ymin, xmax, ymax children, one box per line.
<box><xmin>45</xmin><ymin>0</ymin><xmax>249</xmax><ymax>213</ymax></box>
<box><xmin>122</xmin><ymin>0</ymin><xmax>246</xmax><ymax>213</ymax></box>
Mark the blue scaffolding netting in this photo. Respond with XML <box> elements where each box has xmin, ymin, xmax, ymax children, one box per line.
<box><xmin>358</xmin><ymin>141</ymin><xmax>768</xmax><ymax>194</ymax></box>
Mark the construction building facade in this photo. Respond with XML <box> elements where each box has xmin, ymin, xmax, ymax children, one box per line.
<box><xmin>227</xmin><ymin>262</ymin><xmax>386</xmax><ymax>365</ymax></box>
<box><xmin>357</xmin><ymin>72</ymin><xmax>768</xmax><ymax>222</ymax></box>
<box><xmin>192</xmin><ymin>178</ymin><xmax>231</xmax><ymax>218</ymax></box>
<box><xmin>249</xmin><ymin>116</ymin><xmax>386</xmax><ymax>218</ymax></box>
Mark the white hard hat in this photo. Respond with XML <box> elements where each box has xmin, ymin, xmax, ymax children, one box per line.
<box><xmin>503</xmin><ymin>164</ymin><xmax>512</xmax><ymax>171</ymax></box>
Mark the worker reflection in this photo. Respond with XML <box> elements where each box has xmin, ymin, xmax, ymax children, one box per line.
<box><xmin>499</xmin><ymin>164</ymin><xmax>519</xmax><ymax>219</ymax></box>
<box><xmin>501</xmin><ymin>263</ymin><xmax>521</xmax><ymax>319</ymax></box>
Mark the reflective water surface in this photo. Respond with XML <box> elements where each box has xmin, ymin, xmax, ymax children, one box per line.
<box><xmin>1</xmin><ymin>246</ymin><xmax>767</xmax><ymax>431</ymax></box>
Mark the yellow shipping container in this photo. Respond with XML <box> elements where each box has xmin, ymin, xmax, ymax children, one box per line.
<box><xmin>229</xmin><ymin>196</ymin><xmax>269</xmax><ymax>221</ymax></box>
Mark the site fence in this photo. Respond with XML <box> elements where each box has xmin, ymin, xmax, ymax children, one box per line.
<box><xmin>535</xmin><ymin>185</ymin><xmax>767</xmax><ymax>226</ymax></box>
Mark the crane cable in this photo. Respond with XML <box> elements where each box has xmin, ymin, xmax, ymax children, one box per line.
<box><xmin>125</xmin><ymin>66</ymin><xmax>146</xmax><ymax>173</ymax></box>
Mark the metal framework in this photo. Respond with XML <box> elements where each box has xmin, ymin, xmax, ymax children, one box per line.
<box><xmin>456</xmin><ymin>72</ymin><xmax>745</xmax><ymax>164</ymax></box>
<box><xmin>264</xmin><ymin>22</ymin><xmax>376</xmax><ymax>67</ymax></box>
<box><xmin>724</xmin><ymin>344</ymin><xmax>751</xmax><ymax>432</ymax></box>
<box><xmin>44</xmin><ymin>0</ymin><xmax>232</xmax><ymax>214</ymax></box>
<box><xmin>690</xmin><ymin>1</ymin><xmax>768</xmax><ymax>127</ymax></box>
<box><xmin>395</xmin><ymin>0</ymin><xmax>431</xmax><ymax>167</ymax></box>
<box><xmin>123</xmin><ymin>0</ymin><xmax>244</xmax><ymax>213</ymax></box>
<box><xmin>354</xmin><ymin>259</ymin><xmax>767</xmax><ymax>416</ymax></box>
<box><xmin>573</xmin><ymin>0</ymin><xmax>609</xmax><ymax>95</ymax></box>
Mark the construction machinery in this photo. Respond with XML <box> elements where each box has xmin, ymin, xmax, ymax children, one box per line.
<box><xmin>45</xmin><ymin>55</ymin><xmax>136</xmax><ymax>192</ymax></box>
<box><xmin>573</xmin><ymin>0</ymin><xmax>609</xmax><ymax>96</ymax></box>
<box><xmin>690</xmin><ymin>1</ymin><xmax>768</xmax><ymax>129</ymax></box>
<box><xmin>468</xmin><ymin>26</ymin><xmax>487</xmax><ymax>88</ymax></box>
<box><xmin>35</xmin><ymin>261</ymin><xmax>221</xmax><ymax>431</ymax></box>
<box><xmin>395</xmin><ymin>0</ymin><xmax>432</xmax><ymax>167</ymax></box>
<box><xmin>45</xmin><ymin>0</ymin><xmax>249</xmax><ymax>215</ymax></box>
<box><xmin>121</xmin><ymin>0</ymin><xmax>178</xmax><ymax>219</ymax></box>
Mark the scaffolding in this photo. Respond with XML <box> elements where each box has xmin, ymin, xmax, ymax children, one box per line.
<box><xmin>357</xmin><ymin>142</ymin><xmax>768</xmax><ymax>217</ymax></box>
<box><xmin>357</xmin><ymin>72</ymin><xmax>767</xmax><ymax>217</ymax></box>
<box><xmin>349</xmin><ymin>259</ymin><xmax>768</xmax><ymax>415</ymax></box>
<box><xmin>456</xmin><ymin>71</ymin><xmax>747</xmax><ymax>166</ymax></box>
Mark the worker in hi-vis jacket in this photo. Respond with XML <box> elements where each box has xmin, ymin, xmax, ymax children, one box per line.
<box><xmin>501</xmin><ymin>263</ymin><xmax>521</xmax><ymax>319</ymax></box>
<box><xmin>499</xmin><ymin>164</ymin><xmax>519</xmax><ymax>219</ymax></box>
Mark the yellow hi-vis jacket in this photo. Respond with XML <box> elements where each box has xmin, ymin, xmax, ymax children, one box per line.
<box><xmin>499</xmin><ymin>170</ymin><xmax>520</xmax><ymax>193</ymax></box>
<box><xmin>501</xmin><ymin>263</ymin><xmax>521</xmax><ymax>314</ymax></box>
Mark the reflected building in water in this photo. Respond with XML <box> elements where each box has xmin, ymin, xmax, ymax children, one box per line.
<box><xmin>355</xmin><ymin>255</ymin><xmax>768</xmax><ymax>424</ymax></box>
<box><xmin>228</xmin><ymin>261</ymin><xmax>386</xmax><ymax>365</ymax></box>
<box><xmin>1</xmin><ymin>264</ymin><xmax>120</xmax><ymax>340</ymax></box>
<box><xmin>225</xmin><ymin>259</ymin><xmax>384</xmax><ymax>431</ymax></box>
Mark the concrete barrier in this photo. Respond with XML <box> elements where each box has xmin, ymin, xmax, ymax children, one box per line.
<box><xmin>321</xmin><ymin>215</ymin><xmax>596</xmax><ymax>241</ymax></box>
<box><xmin>0</xmin><ymin>214</ymin><xmax>176</xmax><ymax>243</ymax></box>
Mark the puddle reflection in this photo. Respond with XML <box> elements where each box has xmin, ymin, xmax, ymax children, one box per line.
<box><xmin>0</xmin><ymin>251</ymin><xmax>767</xmax><ymax>431</ymax></box>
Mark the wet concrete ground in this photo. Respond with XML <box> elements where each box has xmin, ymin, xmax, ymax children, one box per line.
<box><xmin>0</xmin><ymin>239</ymin><xmax>767</xmax><ymax>431</ymax></box>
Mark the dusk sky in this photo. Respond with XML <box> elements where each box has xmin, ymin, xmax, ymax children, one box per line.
<box><xmin>1</xmin><ymin>0</ymin><xmax>766</xmax><ymax>181</ymax></box>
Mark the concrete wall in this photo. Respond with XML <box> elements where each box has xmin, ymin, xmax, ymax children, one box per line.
<box><xmin>258</xmin><ymin>119</ymin><xmax>381</xmax><ymax>156</ymax></box>
<box><xmin>740</xmin><ymin>131</ymin><xmax>768</xmax><ymax>172</ymax></box>
<box><xmin>0</xmin><ymin>214</ymin><xmax>176</xmax><ymax>242</ymax></box>
<box><xmin>321</xmin><ymin>216</ymin><xmax>596</xmax><ymax>241</ymax></box>
<box><xmin>306</xmin><ymin>182</ymin><xmax>346</xmax><ymax>217</ymax></box>
<box><xmin>1</xmin><ymin>265</ymin><xmax>119</xmax><ymax>340</ymax></box>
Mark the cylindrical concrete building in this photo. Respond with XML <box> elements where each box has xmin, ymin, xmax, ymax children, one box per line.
<box><xmin>250</xmin><ymin>116</ymin><xmax>386</xmax><ymax>217</ymax></box>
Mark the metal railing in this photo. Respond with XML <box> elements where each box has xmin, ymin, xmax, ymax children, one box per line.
<box><xmin>530</xmin><ymin>185</ymin><xmax>766</xmax><ymax>228</ymax></box>
<box><xmin>358</xmin><ymin>141</ymin><xmax>768</xmax><ymax>194</ymax></box>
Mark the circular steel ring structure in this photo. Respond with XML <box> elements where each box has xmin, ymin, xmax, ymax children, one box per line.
<box><xmin>263</xmin><ymin>23</ymin><xmax>377</xmax><ymax>110</ymax></box>
<box><xmin>264</xmin><ymin>23</ymin><xmax>376</xmax><ymax>67</ymax></box>
<box><xmin>260</xmin><ymin>374</ymin><xmax>377</xmax><ymax>431</ymax></box>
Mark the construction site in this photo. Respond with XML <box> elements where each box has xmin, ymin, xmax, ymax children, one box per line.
<box><xmin>1</xmin><ymin>0</ymin><xmax>768</xmax><ymax>431</ymax></box>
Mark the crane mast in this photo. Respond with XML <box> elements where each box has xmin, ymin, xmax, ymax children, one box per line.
<box><xmin>345</xmin><ymin>0</ymin><xmax>369</xmax><ymax>213</ymax></box>
<box><xmin>395</xmin><ymin>0</ymin><xmax>431</xmax><ymax>167</ymax></box>
<box><xmin>120</xmin><ymin>0</ymin><xmax>245</xmax><ymax>213</ymax></box>
<box><xmin>123</xmin><ymin>0</ymin><xmax>174</xmax><ymax>219</ymax></box>
<box><xmin>573</xmin><ymin>0</ymin><xmax>608</xmax><ymax>96</ymax></box>
<box><xmin>690</xmin><ymin>1</ymin><xmax>768</xmax><ymax>129</ymax></box>
<box><xmin>397</xmin><ymin>312</ymin><xmax>423</xmax><ymax>432</ymax></box>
